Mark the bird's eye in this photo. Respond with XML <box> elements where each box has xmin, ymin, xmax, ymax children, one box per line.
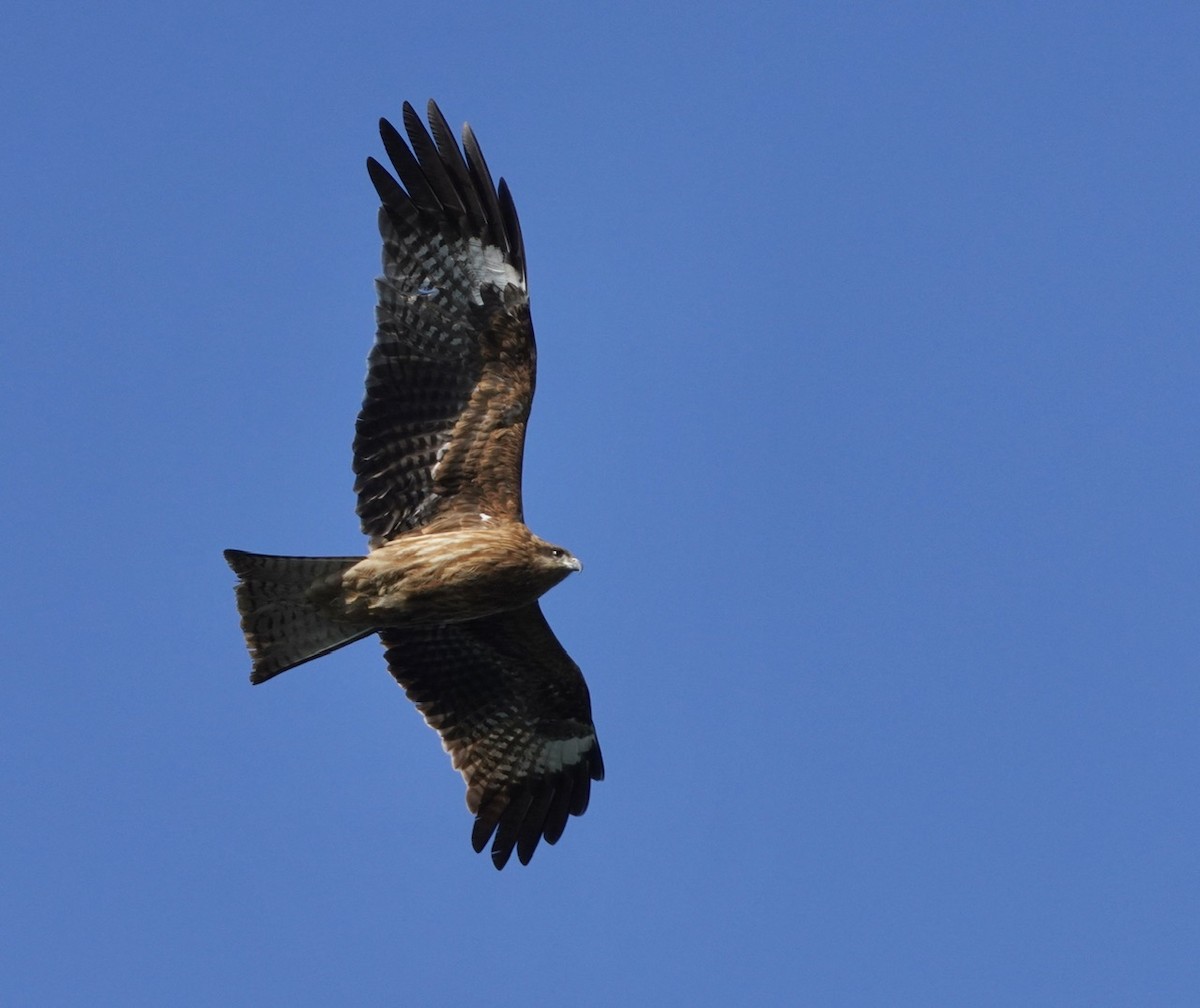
<box><xmin>550</xmin><ymin>548</ymin><xmax>563</xmax><ymax>557</ymax></box>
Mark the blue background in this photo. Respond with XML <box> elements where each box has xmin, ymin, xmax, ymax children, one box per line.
<box><xmin>3</xmin><ymin>3</ymin><xmax>1197</xmax><ymax>1004</ymax></box>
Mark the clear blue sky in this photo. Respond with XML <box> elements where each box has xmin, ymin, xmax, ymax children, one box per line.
<box><xmin>3</xmin><ymin>3</ymin><xmax>1197</xmax><ymax>1005</ymax></box>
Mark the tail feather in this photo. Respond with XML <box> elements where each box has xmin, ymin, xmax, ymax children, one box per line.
<box><xmin>224</xmin><ymin>549</ymin><xmax>371</xmax><ymax>683</ymax></box>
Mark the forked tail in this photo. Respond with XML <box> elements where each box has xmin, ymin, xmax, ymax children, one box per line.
<box><xmin>223</xmin><ymin>549</ymin><xmax>372</xmax><ymax>683</ymax></box>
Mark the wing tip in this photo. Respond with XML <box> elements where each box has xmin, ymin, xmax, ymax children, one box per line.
<box><xmin>369</xmin><ymin>100</ymin><xmax>525</xmax><ymax>277</ymax></box>
<box><xmin>468</xmin><ymin>741</ymin><xmax>604</xmax><ymax>869</ymax></box>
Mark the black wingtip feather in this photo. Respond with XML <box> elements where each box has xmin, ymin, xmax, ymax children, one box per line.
<box><xmin>569</xmin><ymin>762</ymin><xmax>593</xmax><ymax>817</ymax></box>
<box><xmin>490</xmin><ymin>787</ymin><xmax>536</xmax><ymax>870</ymax></box>
<box><xmin>400</xmin><ymin>101</ymin><xmax>465</xmax><ymax>217</ymax></box>
<box><xmin>366</xmin><ymin>156</ymin><xmax>406</xmax><ymax>208</ymax></box>
<box><xmin>471</xmin><ymin>820</ymin><xmax>493</xmax><ymax>856</ymax></box>
<box><xmin>376</xmin><ymin>119</ymin><xmax>439</xmax><ymax>214</ymax></box>
<box><xmin>467</xmin><ymin>762</ymin><xmax>601</xmax><ymax>868</ymax></box>
<box><xmin>542</xmin><ymin>783</ymin><xmax>574</xmax><ymax>846</ymax></box>
<box><xmin>591</xmin><ymin>741</ymin><xmax>606</xmax><ymax>782</ymax></box>
<box><xmin>515</xmin><ymin>784</ymin><xmax>557</xmax><ymax>865</ymax></box>
<box><xmin>466</xmin><ymin>745</ymin><xmax>604</xmax><ymax>867</ymax></box>
<box><xmin>462</xmin><ymin>123</ymin><xmax>507</xmax><ymax>254</ymax></box>
<box><xmin>425</xmin><ymin>100</ymin><xmax>487</xmax><ymax>227</ymax></box>
<box><xmin>497</xmin><ymin>179</ymin><xmax>526</xmax><ymax>278</ymax></box>
<box><xmin>369</xmin><ymin>102</ymin><xmax>526</xmax><ymax>280</ymax></box>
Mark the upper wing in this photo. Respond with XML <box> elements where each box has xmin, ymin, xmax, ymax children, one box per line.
<box><xmin>379</xmin><ymin>604</ymin><xmax>604</xmax><ymax>869</ymax></box>
<box><xmin>355</xmin><ymin>100</ymin><xmax>535</xmax><ymax>547</ymax></box>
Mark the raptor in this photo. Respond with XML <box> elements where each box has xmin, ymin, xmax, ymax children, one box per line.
<box><xmin>225</xmin><ymin>101</ymin><xmax>603</xmax><ymax>869</ymax></box>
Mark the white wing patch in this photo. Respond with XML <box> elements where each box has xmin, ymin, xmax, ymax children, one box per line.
<box><xmin>465</xmin><ymin>237</ymin><xmax>524</xmax><ymax>303</ymax></box>
<box><xmin>532</xmin><ymin>734</ymin><xmax>594</xmax><ymax>776</ymax></box>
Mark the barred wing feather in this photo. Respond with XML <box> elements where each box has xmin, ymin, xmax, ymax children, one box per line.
<box><xmin>379</xmin><ymin>603</ymin><xmax>604</xmax><ymax>869</ymax></box>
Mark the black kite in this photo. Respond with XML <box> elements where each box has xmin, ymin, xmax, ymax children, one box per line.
<box><xmin>225</xmin><ymin>101</ymin><xmax>603</xmax><ymax>869</ymax></box>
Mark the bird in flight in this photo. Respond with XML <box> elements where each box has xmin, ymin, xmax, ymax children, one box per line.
<box><xmin>225</xmin><ymin>101</ymin><xmax>603</xmax><ymax>869</ymax></box>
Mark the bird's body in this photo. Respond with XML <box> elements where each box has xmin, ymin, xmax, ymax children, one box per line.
<box><xmin>224</xmin><ymin>101</ymin><xmax>603</xmax><ymax>869</ymax></box>
<box><xmin>322</xmin><ymin>523</ymin><xmax>580</xmax><ymax>626</ymax></box>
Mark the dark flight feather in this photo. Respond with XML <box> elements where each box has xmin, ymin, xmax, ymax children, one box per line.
<box><xmin>380</xmin><ymin>603</ymin><xmax>603</xmax><ymax>869</ymax></box>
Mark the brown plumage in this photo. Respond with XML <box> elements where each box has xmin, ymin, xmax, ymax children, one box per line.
<box><xmin>224</xmin><ymin>101</ymin><xmax>603</xmax><ymax>869</ymax></box>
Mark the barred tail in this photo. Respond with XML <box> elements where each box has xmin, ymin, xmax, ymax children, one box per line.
<box><xmin>224</xmin><ymin>549</ymin><xmax>372</xmax><ymax>684</ymax></box>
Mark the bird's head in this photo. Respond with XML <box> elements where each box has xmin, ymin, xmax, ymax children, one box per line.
<box><xmin>531</xmin><ymin>536</ymin><xmax>583</xmax><ymax>583</ymax></box>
